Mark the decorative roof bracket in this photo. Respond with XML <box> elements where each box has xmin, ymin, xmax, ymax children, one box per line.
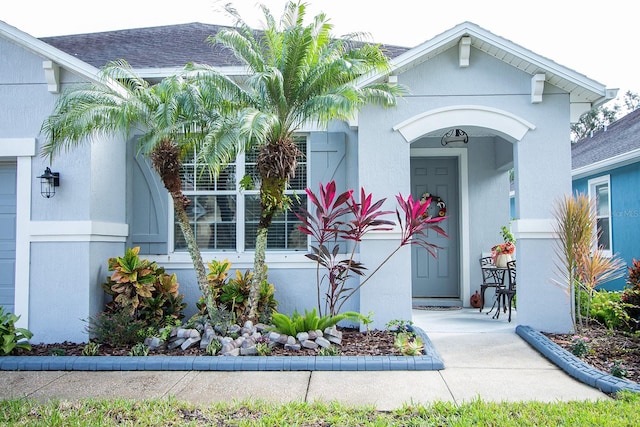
<box><xmin>531</xmin><ymin>73</ymin><xmax>545</xmax><ymax>103</ymax></box>
<box><xmin>42</xmin><ymin>60</ymin><xmax>60</xmax><ymax>93</ymax></box>
<box><xmin>458</xmin><ymin>36</ymin><xmax>471</xmax><ymax>68</ymax></box>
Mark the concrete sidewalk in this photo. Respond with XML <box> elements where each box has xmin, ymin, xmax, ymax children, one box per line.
<box><xmin>0</xmin><ymin>309</ymin><xmax>607</xmax><ymax>409</ymax></box>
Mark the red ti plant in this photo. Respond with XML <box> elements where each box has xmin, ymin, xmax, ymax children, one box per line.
<box><xmin>296</xmin><ymin>181</ymin><xmax>448</xmax><ymax>317</ymax></box>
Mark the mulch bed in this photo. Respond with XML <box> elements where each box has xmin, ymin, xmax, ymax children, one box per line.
<box><xmin>14</xmin><ymin>329</ymin><xmax>402</xmax><ymax>357</ymax></box>
<box><xmin>544</xmin><ymin>324</ymin><xmax>640</xmax><ymax>384</ymax></box>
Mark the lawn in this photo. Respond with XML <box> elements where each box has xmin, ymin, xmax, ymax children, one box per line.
<box><xmin>1</xmin><ymin>392</ymin><xmax>639</xmax><ymax>426</ymax></box>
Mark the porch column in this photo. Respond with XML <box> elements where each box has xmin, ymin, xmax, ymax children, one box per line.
<box><xmin>356</xmin><ymin>121</ymin><xmax>412</xmax><ymax>330</ymax></box>
<box><xmin>512</xmin><ymin>127</ymin><xmax>574</xmax><ymax>333</ymax></box>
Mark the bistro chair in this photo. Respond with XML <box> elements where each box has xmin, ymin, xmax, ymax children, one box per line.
<box><xmin>479</xmin><ymin>256</ymin><xmax>506</xmax><ymax>312</ymax></box>
<box><xmin>493</xmin><ymin>260</ymin><xmax>516</xmax><ymax>322</ymax></box>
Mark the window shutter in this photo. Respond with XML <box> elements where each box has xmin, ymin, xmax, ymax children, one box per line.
<box><xmin>309</xmin><ymin>132</ymin><xmax>346</xmax><ymax>190</ymax></box>
<box><xmin>129</xmin><ymin>154</ymin><xmax>168</xmax><ymax>254</ymax></box>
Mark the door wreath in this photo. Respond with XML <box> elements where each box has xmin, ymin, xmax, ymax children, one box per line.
<box><xmin>420</xmin><ymin>192</ymin><xmax>447</xmax><ymax>217</ymax></box>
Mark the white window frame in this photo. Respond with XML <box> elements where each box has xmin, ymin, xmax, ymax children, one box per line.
<box><xmin>168</xmin><ymin>135</ymin><xmax>310</xmax><ymax>255</ymax></box>
<box><xmin>588</xmin><ymin>175</ymin><xmax>612</xmax><ymax>257</ymax></box>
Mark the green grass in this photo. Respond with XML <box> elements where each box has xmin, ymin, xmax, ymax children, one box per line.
<box><xmin>0</xmin><ymin>392</ymin><xmax>638</xmax><ymax>426</ymax></box>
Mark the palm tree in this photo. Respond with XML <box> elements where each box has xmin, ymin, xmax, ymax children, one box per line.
<box><xmin>40</xmin><ymin>60</ymin><xmax>230</xmax><ymax>321</ymax></box>
<box><xmin>196</xmin><ymin>1</ymin><xmax>404</xmax><ymax>320</ymax></box>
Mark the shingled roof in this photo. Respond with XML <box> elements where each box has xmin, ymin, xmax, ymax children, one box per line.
<box><xmin>572</xmin><ymin>108</ymin><xmax>640</xmax><ymax>172</ymax></box>
<box><xmin>40</xmin><ymin>22</ymin><xmax>409</xmax><ymax>69</ymax></box>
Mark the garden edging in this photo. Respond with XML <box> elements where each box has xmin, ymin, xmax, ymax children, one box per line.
<box><xmin>516</xmin><ymin>325</ymin><xmax>640</xmax><ymax>394</ymax></box>
<box><xmin>0</xmin><ymin>327</ymin><xmax>444</xmax><ymax>372</ymax></box>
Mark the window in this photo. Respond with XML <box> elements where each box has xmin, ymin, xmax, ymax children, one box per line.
<box><xmin>173</xmin><ymin>136</ymin><xmax>308</xmax><ymax>252</ymax></box>
<box><xmin>588</xmin><ymin>176</ymin><xmax>612</xmax><ymax>256</ymax></box>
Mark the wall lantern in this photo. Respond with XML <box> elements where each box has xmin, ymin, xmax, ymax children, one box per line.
<box><xmin>441</xmin><ymin>128</ymin><xmax>469</xmax><ymax>146</ymax></box>
<box><xmin>38</xmin><ymin>167</ymin><xmax>60</xmax><ymax>198</ymax></box>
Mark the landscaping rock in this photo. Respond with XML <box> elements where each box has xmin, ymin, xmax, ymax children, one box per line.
<box><xmin>301</xmin><ymin>339</ymin><xmax>318</xmax><ymax>349</ymax></box>
<box><xmin>222</xmin><ymin>347</ymin><xmax>240</xmax><ymax>356</ymax></box>
<box><xmin>180</xmin><ymin>337</ymin><xmax>200</xmax><ymax>351</ymax></box>
<box><xmin>296</xmin><ymin>332</ymin><xmax>309</xmax><ymax>342</ymax></box>
<box><xmin>240</xmin><ymin>345</ymin><xmax>258</xmax><ymax>356</ymax></box>
<box><xmin>284</xmin><ymin>343</ymin><xmax>301</xmax><ymax>351</ymax></box>
<box><xmin>315</xmin><ymin>336</ymin><xmax>331</xmax><ymax>348</ymax></box>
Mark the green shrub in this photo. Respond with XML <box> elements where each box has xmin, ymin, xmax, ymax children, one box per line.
<box><xmin>0</xmin><ymin>307</ymin><xmax>33</xmax><ymax>356</ymax></box>
<box><xmin>622</xmin><ymin>258</ymin><xmax>640</xmax><ymax>330</ymax></box>
<box><xmin>102</xmin><ymin>247</ymin><xmax>186</xmax><ymax>329</ymax></box>
<box><xmin>198</xmin><ymin>259</ymin><xmax>278</xmax><ymax>324</ymax></box>
<box><xmin>588</xmin><ymin>290</ymin><xmax>633</xmax><ymax>330</ymax></box>
<box><xmin>81</xmin><ymin>341</ymin><xmax>100</xmax><ymax>356</ymax></box>
<box><xmin>270</xmin><ymin>309</ymin><xmax>364</xmax><ymax>336</ymax></box>
<box><xmin>85</xmin><ymin>309</ymin><xmax>147</xmax><ymax>346</ymax></box>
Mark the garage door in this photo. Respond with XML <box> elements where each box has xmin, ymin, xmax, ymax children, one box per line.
<box><xmin>0</xmin><ymin>161</ymin><xmax>16</xmax><ymax>313</ymax></box>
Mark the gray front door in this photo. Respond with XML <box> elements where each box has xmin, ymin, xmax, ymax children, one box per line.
<box><xmin>411</xmin><ymin>157</ymin><xmax>459</xmax><ymax>298</ymax></box>
<box><xmin>0</xmin><ymin>162</ymin><xmax>17</xmax><ymax>313</ymax></box>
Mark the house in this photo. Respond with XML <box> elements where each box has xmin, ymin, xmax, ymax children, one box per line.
<box><xmin>0</xmin><ymin>20</ymin><xmax>616</xmax><ymax>342</ymax></box>
<box><xmin>572</xmin><ymin>108</ymin><xmax>640</xmax><ymax>290</ymax></box>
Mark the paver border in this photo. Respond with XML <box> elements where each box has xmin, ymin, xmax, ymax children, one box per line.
<box><xmin>0</xmin><ymin>327</ymin><xmax>444</xmax><ymax>372</ymax></box>
<box><xmin>516</xmin><ymin>325</ymin><xmax>640</xmax><ymax>394</ymax></box>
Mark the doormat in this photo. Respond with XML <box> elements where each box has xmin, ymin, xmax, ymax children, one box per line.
<box><xmin>412</xmin><ymin>306</ymin><xmax>462</xmax><ymax>311</ymax></box>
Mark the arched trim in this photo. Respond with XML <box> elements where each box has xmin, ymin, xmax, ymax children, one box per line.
<box><xmin>392</xmin><ymin>105</ymin><xmax>536</xmax><ymax>143</ymax></box>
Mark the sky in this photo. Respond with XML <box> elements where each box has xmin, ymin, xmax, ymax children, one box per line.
<box><xmin>2</xmin><ymin>0</ymin><xmax>638</xmax><ymax>100</ymax></box>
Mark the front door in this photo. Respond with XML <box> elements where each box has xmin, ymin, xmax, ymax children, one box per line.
<box><xmin>411</xmin><ymin>157</ymin><xmax>459</xmax><ymax>298</ymax></box>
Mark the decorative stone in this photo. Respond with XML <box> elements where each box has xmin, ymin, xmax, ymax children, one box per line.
<box><xmin>296</xmin><ymin>332</ymin><xmax>309</xmax><ymax>342</ymax></box>
<box><xmin>243</xmin><ymin>320</ymin><xmax>254</xmax><ymax>329</ymax></box>
<box><xmin>286</xmin><ymin>336</ymin><xmax>297</xmax><ymax>345</ymax></box>
<box><xmin>315</xmin><ymin>329</ymin><xmax>323</xmax><ymax>337</ymax></box>
<box><xmin>324</xmin><ymin>327</ymin><xmax>342</xmax><ymax>339</ymax></box>
<box><xmin>240</xmin><ymin>346</ymin><xmax>258</xmax><ymax>356</ymax></box>
<box><xmin>284</xmin><ymin>343</ymin><xmax>301</xmax><ymax>351</ymax></box>
<box><xmin>315</xmin><ymin>336</ymin><xmax>331</xmax><ymax>348</ymax></box>
<box><xmin>222</xmin><ymin>347</ymin><xmax>240</xmax><ymax>356</ymax></box>
<box><xmin>255</xmin><ymin>323</ymin><xmax>269</xmax><ymax>332</ymax></box>
<box><xmin>168</xmin><ymin>338</ymin><xmax>186</xmax><ymax>350</ymax></box>
<box><xmin>277</xmin><ymin>335</ymin><xmax>289</xmax><ymax>345</ymax></box>
<box><xmin>267</xmin><ymin>332</ymin><xmax>281</xmax><ymax>342</ymax></box>
<box><xmin>307</xmin><ymin>330</ymin><xmax>317</xmax><ymax>340</ymax></box>
<box><xmin>144</xmin><ymin>337</ymin><xmax>166</xmax><ymax>350</ymax></box>
<box><xmin>227</xmin><ymin>325</ymin><xmax>241</xmax><ymax>335</ymax></box>
<box><xmin>301</xmin><ymin>339</ymin><xmax>318</xmax><ymax>349</ymax></box>
<box><xmin>181</xmin><ymin>337</ymin><xmax>200</xmax><ymax>350</ymax></box>
<box><xmin>220</xmin><ymin>343</ymin><xmax>235</xmax><ymax>354</ymax></box>
<box><xmin>190</xmin><ymin>329</ymin><xmax>200</xmax><ymax>339</ymax></box>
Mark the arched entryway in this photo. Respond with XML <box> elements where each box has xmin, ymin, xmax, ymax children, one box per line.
<box><xmin>394</xmin><ymin>105</ymin><xmax>535</xmax><ymax>306</ymax></box>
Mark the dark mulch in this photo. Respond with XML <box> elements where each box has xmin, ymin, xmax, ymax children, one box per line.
<box><xmin>14</xmin><ymin>329</ymin><xmax>402</xmax><ymax>357</ymax></box>
<box><xmin>544</xmin><ymin>324</ymin><xmax>640</xmax><ymax>384</ymax></box>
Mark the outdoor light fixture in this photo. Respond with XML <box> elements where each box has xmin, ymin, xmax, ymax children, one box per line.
<box><xmin>441</xmin><ymin>128</ymin><xmax>469</xmax><ymax>146</ymax></box>
<box><xmin>38</xmin><ymin>167</ymin><xmax>60</xmax><ymax>198</ymax></box>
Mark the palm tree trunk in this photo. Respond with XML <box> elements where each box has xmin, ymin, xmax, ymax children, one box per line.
<box><xmin>171</xmin><ymin>193</ymin><xmax>216</xmax><ymax>320</ymax></box>
<box><xmin>150</xmin><ymin>140</ymin><xmax>217</xmax><ymax>320</ymax></box>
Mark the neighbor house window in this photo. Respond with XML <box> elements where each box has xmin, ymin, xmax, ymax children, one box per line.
<box><xmin>173</xmin><ymin>136</ymin><xmax>308</xmax><ymax>252</ymax></box>
<box><xmin>588</xmin><ymin>175</ymin><xmax>612</xmax><ymax>256</ymax></box>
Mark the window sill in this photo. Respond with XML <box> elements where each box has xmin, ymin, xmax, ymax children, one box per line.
<box><xmin>146</xmin><ymin>251</ymin><xmax>318</xmax><ymax>269</ymax></box>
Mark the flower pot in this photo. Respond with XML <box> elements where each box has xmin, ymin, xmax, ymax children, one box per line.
<box><xmin>496</xmin><ymin>254</ymin><xmax>512</xmax><ymax>268</ymax></box>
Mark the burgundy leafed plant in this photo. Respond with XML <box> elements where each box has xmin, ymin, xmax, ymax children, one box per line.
<box><xmin>296</xmin><ymin>181</ymin><xmax>448</xmax><ymax>317</ymax></box>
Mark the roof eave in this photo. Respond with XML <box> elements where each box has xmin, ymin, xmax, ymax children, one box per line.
<box><xmin>1</xmin><ymin>20</ymin><xmax>101</xmax><ymax>84</ymax></box>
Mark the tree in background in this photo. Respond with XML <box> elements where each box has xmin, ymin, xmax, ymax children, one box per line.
<box><xmin>571</xmin><ymin>90</ymin><xmax>639</xmax><ymax>142</ymax></box>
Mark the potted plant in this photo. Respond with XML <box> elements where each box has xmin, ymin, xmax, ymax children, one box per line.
<box><xmin>491</xmin><ymin>225</ymin><xmax>516</xmax><ymax>267</ymax></box>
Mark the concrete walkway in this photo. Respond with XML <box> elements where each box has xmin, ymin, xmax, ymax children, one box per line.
<box><xmin>0</xmin><ymin>308</ymin><xmax>607</xmax><ymax>410</ymax></box>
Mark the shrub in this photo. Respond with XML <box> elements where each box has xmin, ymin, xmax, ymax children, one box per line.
<box><xmin>622</xmin><ymin>258</ymin><xmax>640</xmax><ymax>330</ymax></box>
<box><xmin>270</xmin><ymin>309</ymin><xmax>364</xmax><ymax>336</ymax></box>
<box><xmin>85</xmin><ymin>309</ymin><xmax>147</xmax><ymax>346</ymax></box>
<box><xmin>569</xmin><ymin>335</ymin><xmax>591</xmax><ymax>357</ymax></box>
<box><xmin>102</xmin><ymin>247</ymin><xmax>186</xmax><ymax>330</ymax></box>
<box><xmin>296</xmin><ymin>181</ymin><xmax>447</xmax><ymax>317</ymax></box>
<box><xmin>587</xmin><ymin>290</ymin><xmax>633</xmax><ymax>330</ymax></box>
<box><xmin>0</xmin><ymin>307</ymin><xmax>33</xmax><ymax>356</ymax></box>
<box><xmin>197</xmin><ymin>259</ymin><xmax>278</xmax><ymax>324</ymax></box>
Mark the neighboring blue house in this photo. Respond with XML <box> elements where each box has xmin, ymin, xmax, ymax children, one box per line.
<box><xmin>572</xmin><ymin>108</ymin><xmax>640</xmax><ymax>290</ymax></box>
<box><xmin>0</xmin><ymin>19</ymin><xmax>616</xmax><ymax>342</ymax></box>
